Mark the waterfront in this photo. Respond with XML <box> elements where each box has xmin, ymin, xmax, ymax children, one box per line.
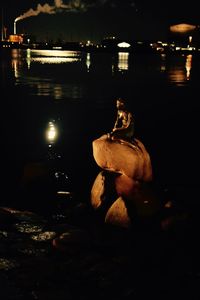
<box><xmin>1</xmin><ymin>48</ymin><xmax>199</xmax><ymax>198</ymax></box>
<box><xmin>1</xmin><ymin>47</ymin><xmax>200</xmax><ymax>300</ymax></box>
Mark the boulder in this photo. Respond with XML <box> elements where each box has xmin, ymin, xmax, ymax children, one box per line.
<box><xmin>105</xmin><ymin>197</ymin><xmax>131</xmax><ymax>228</ymax></box>
<box><xmin>91</xmin><ymin>134</ymin><xmax>161</xmax><ymax>228</ymax></box>
<box><xmin>92</xmin><ymin>134</ymin><xmax>152</xmax><ymax>182</ymax></box>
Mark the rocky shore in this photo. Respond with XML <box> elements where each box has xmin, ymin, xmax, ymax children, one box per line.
<box><xmin>1</xmin><ymin>133</ymin><xmax>199</xmax><ymax>300</ymax></box>
<box><xmin>1</xmin><ymin>173</ymin><xmax>200</xmax><ymax>300</ymax></box>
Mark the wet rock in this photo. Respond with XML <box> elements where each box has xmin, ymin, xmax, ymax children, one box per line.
<box><xmin>52</xmin><ymin>228</ymin><xmax>92</xmax><ymax>253</ymax></box>
<box><xmin>105</xmin><ymin>197</ymin><xmax>131</xmax><ymax>228</ymax></box>
<box><xmin>0</xmin><ymin>207</ymin><xmax>16</xmax><ymax>225</ymax></box>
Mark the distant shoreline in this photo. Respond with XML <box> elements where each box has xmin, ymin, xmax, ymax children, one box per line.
<box><xmin>1</xmin><ymin>40</ymin><xmax>199</xmax><ymax>55</ymax></box>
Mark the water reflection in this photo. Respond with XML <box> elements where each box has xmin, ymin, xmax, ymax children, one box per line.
<box><xmin>29</xmin><ymin>49</ymin><xmax>82</xmax><ymax>58</ymax></box>
<box><xmin>27</xmin><ymin>49</ymin><xmax>81</xmax><ymax>66</ymax></box>
<box><xmin>46</xmin><ymin>120</ymin><xmax>58</xmax><ymax>144</ymax></box>
<box><xmin>11</xmin><ymin>49</ymin><xmax>23</xmax><ymax>79</ymax></box>
<box><xmin>11</xmin><ymin>49</ymin><xmax>84</xmax><ymax>99</ymax></box>
<box><xmin>117</xmin><ymin>52</ymin><xmax>129</xmax><ymax>72</ymax></box>
<box><xmin>28</xmin><ymin>57</ymin><xmax>80</xmax><ymax>64</ymax></box>
<box><xmin>185</xmin><ymin>54</ymin><xmax>192</xmax><ymax>80</ymax></box>
<box><xmin>160</xmin><ymin>53</ymin><xmax>166</xmax><ymax>72</ymax></box>
<box><xmin>86</xmin><ymin>52</ymin><xmax>91</xmax><ymax>72</ymax></box>
<box><xmin>25</xmin><ymin>49</ymin><xmax>81</xmax><ymax>67</ymax></box>
<box><xmin>168</xmin><ymin>54</ymin><xmax>193</xmax><ymax>85</ymax></box>
<box><xmin>45</xmin><ymin>120</ymin><xmax>61</xmax><ymax>161</ymax></box>
<box><xmin>8</xmin><ymin>49</ymin><xmax>198</xmax><ymax>100</ymax></box>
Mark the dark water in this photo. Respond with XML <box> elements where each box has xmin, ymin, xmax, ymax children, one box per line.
<box><xmin>1</xmin><ymin>48</ymin><xmax>200</xmax><ymax>300</ymax></box>
<box><xmin>1</xmin><ymin>48</ymin><xmax>199</xmax><ymax>206</ymax></box>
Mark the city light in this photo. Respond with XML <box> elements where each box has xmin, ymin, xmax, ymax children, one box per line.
<box><xmin>46</xmin><ymin>121</ymin><xmax>58</xmax><ymax>143</ymax></box>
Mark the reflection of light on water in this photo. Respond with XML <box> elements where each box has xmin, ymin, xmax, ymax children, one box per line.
<box><xmin>25</xmin><ymin>49</ymin><xmax>81</xmax><ymax>68</ymax></box>
<box><xmin>112</xmin><ymin>63</ymin><xmax>115</xmax><ymax>75</ymax></box>
<box><xmin>11</xmin><ymin>49</ymin><xmax>22</xmax><ymax>78</ymax></box>
<box><xmin>18</xmin><ymin>247</ymin><xmax>48</xmax><ymax>256</ymax></box>
<box><xmin>168</xmin><ymin>56</ymin><xmax>193</xmax><ymax>86</ymax></box>
<box><xmin>0</xmin><ymin>258</ymin><xmax>19</xmax><ymax>270</ymax></box>
<box><xmin>168</xmin><ymin>68</ymin><xmax>186</xmax><ymax>85</ymax></box>
<box><xmin>185</xmin><ymin>54</ymin><xmax>192</xmax><ymax>80</ymax></box>
<box><xmin>45</xmin><ymin>120</ymin><xmax>60</xmax><ymax>159</ymax></box>
<box><xmin>31</xmin><ymin>231</ymin><xmax>56</xmax><ymax>241</ymax></box>
<box><xmin>0</xmin><ymin>230</ymin><xmax>8</xmax><ymax>238</ymax></box>
<box><xmin>11</xmin><ymin>49</ymin><xmax>84</xmax><ymax>99</ymax></box>
<box><xmin>160</xmin><ymin>53</ymin><xmax>166</xmax><ymax>72</ymax></box>
<box><xmin>30</xmin><ymin>49</ymin><xmax>81</xmax><ymax>57</ymax></box>
<box><xmin>86</xmin><ymin>52</ymin><xmax>91</xmax><ymax>71</ymax></box>
<box><xmin>53</xmin><ymin>85</ymin><xmax>63</xmax><ymax>100</ymax></box>
<box><xmin>26</xmin><ymin>48</ymin><xmax>31</xmax><ymax>69</ymax></box>
<box><xmin>31</xmin><ymin>82</ymin><xmax>83</xmax><ymax>99</ymax></box>
<box><xmin>46</xmin><ymin>121</ymin><xmax>58</xmax><ymax>144</ymax></box>
<box><xmin>118</xmin><ymin>52</ymin><xmax>129</xmax><ymax>71</ymax></box>
<box><xmin>31</xmin><ymin>57</ymin><xmax>80</xmax><ymax>64</ymax></box>
<box><xmin>57</xmin><ymin>191</ymin><xmax>71</xmax><ymax>195</ymax></box>
<box><xmin>12</xmin><ymin>59</ymin><xmax>19</xmax><ymax>78</ymax></box>
<box><xmin>16</xmin><ymin>49</ymin><xmax>81</xmax><ymax>78</ymax></box>
<box><xmin>15</xmin><ymin>223</ymin><xmax>43</xmax><ymax>233</ymax></box>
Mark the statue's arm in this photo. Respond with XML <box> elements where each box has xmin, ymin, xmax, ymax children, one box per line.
<box><xmin>113</xmin><ymin>112</ymin><xmax>133</xmax><ymax>132</ymax></box>
<box><xmin>113</xmin><ymin>113</ymin><xmax>120</xmax><ymax>130</ymax></box>
<box><xmin>125</xmin><ymin>112</ymin><xmax>133</xmax><ymax>128</ymax></box>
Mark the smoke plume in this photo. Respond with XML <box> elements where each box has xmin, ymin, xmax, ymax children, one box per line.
<box><xmin>15</xmin><ymin>0</ymin><xmax>91</xmax><ymax>22</ymax></box>
<box><xmin>15</xmin><ymin>0</ymin><xmax>136</xmax><ymax>22</ymax></box>
<box><xmin>15</xmin><ymin>4</ymin><xmax>54</xmax><ymax>22</ymax></box>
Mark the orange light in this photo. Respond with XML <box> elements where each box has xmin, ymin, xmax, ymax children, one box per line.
<box><xmin>170</xmin><ymin>23</ymin><xmax>196</xmax><ymax>33</ymax></box>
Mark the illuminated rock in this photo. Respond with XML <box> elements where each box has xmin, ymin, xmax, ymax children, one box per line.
<box><xmin>52</xmin><ymin>228</ymin><xmax>92</xmax><ymax>252</ymax></box>
<box><xmin>91</xmin><ymin>171</ymin><xmax>106</xmax><ymax>209</ymax></box>
<box><xmin>105</xmin><ymin>197</ymin><xmax>131</xmax><ymax>228</ymax></box>
<box><xmin>91</xmin><ymin>134</ymin><xmax>161</xmax><ymax>228</ymax></box>
<box><xmin>92</xmin><ymin>134</ymin><xmax>152</xmax><ymax>182</ymax></box>
<box><xmin>114</xmin><ymin>175</ymin><xmax>160</xmax><ymax>218</ymax></box>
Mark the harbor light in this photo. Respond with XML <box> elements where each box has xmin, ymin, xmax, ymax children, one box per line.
<box><xmin>117</xmin><ymin>42</ymin><xmax>131</xmax><ymax>48</ymax></box>
<box><xmin>46</xmin><ymin>121</ymin><xmax>58</xmax><ymax>143</ymax></box>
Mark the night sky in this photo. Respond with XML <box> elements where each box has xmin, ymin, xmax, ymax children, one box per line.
<box><xmin>1</xmin><ymin>0</ymin><xmax>200</xmax><ymax>43</ymax></box>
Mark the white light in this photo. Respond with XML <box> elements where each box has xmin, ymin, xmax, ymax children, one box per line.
<box><xmin>46</xmin><ymin>121</ymin><xmax>57</xmax><ymax>143</ymax></box>
<box><xmin>118</xmin><ymin>52</ymin><xmax>129</xmax><ymax>71</ymax></box>
<box><xmin>117</xmin><ymin>42</ymin><xmax>131</xmax><ymax>48</ymax></box>
<box><xmin>30</xmin><ymin>49</ymin><xmax>81</xmax><ymax>57</ymax></box>
<box><xmin>31</xmin><ymin>57</ymin><xmax>80</xmax><ymax>64</ymax></box>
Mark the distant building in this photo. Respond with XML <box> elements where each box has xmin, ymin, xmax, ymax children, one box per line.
<box><xmin>7</xmin><ymin>34</ymin><xmax>36</xmax><ymax>46</ymax></box>
<box><xmin>8</xmin><ymin>34</ymin><xmax>23</xmax><ymax>44</ymax></box>
<box><xmin>101</xmin><ymin>37</ymin><xmax>133</xmax><ymax>52</ymax></box>
<box><xmin>168</xmin><ymin>23</ymin><xmax>200</xmax><ymax>48</ymax></box>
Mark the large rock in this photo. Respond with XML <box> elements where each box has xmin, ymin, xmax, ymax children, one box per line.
<box><xmin>114</xmin><ymin>174</ymin><xmax>160</xmax><ymax>218</ymax></box>
<box><xmin>91</xmin><ymin>171</ymin><xmax>106</xmax><ymax>209</ymax></box>
<box><xmin>105</xmin><ymin>197</ymin><xmax>131</xmax><ymax>228</ymax></box>
<box><xmin>91</xmin><ymin>134</ymin><xmax>161</xmax><ymax>228</ymax></box>
<box><xmin>92</xmin><ymin>134</ymin><xmax>152</xmax><ymax>182</ymax></box>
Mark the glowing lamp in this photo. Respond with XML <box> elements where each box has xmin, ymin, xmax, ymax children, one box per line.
<box><xmin>46</xmin><ymin>121</ymin><xmax>57</xmax><ymax>143</ymax></box>
<box><xmin>117</xmin><ymin>42</ymin><xmax>131</xmax><ymax>48</ymax></box>
<box><xmin>170</xmin><ymin>24</ymin><xmax>196</xmax><ymax>33</ymax></box>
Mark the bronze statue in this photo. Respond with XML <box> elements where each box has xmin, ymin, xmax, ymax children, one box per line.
<box><xmin>108</xmin><ymin>98</ymin><xmax>135</xmax><ymax>143</ymax></box>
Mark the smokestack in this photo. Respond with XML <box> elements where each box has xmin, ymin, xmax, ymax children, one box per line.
<box><xmin>1</xmin><ymin>9</ymin><xmax>3</xmax><ymax>40</ymax></box>
<box><xmin>14</xmin><ymin>21</ymin><xmax>16</xmax><ymax>35</ymax></box>
<box><xmin>12</xmin><ymin>0</ymin><xmax>125</xmax><ymax>38</ymax></box>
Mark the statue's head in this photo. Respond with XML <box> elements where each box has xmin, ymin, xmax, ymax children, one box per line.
<box><xmin>116</xmin><ymin>98</ymin><xmax>126</xmax><ymax>109</ymax></box>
